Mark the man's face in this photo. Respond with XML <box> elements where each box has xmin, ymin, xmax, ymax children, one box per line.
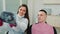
<box><xmin>38</xmin><ymin>11</ymin><xmax>47</xmax><ymax>23</ymax></box>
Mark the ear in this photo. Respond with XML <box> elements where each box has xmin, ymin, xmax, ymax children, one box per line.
<box><xmin>46</xmin><ymin>15</ymin><xmax>47</xmax><ymax>17</ymax></box>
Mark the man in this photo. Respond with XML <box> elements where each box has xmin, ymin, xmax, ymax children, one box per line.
<box><xmin>31</xmin><ymin>9</ymin><xmax>57</xmax><ymax>34</ymax></box>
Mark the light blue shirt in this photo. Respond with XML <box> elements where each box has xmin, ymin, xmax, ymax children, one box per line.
<box><xmin>8</xmin><ymin>14</ymin><xmax>28</xmax><ymax>34</ymax></box>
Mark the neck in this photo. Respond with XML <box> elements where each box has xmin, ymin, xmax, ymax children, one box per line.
<box><xmin>17</xmin><ymin>14</ymin><xmax>21</xmax><ymax>17</ymax></box>
<box><xmin>17</xmin><ymin>14</ymin><xmax>24</xmax><ymax>18</ymax></box>
<box><xmin>38</xmin><ymin>21</ymin><xmax>46</xmax><ymax>23</ymax></box>
<box><xmin>18</xmin><ymin>14</ymin><xmax>24</xmax><ymax>17</ymax></box>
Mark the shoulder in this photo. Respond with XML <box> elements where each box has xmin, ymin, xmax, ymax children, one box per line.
<box><xmin>46</xmin><ymin>24</ymin><xmax>53</xmax><ymax>28</ymax></box>
<box><xmin>32</xmin><ymin>23</ymin><xmax>39</xmax><ymax>26</ymax></box>
<box><xmin>24</xmin><ymin>18</ymin><xmax>28</xmax><ymax>22</ymax></box>
<box><xmin>46</xmin><ymin>24</ymin><xmax>57</xmax><ymax>34</ymax></box>
<box><xmin>22</xmin><ymin>18</ymin><xmax>28</xmax><ymax>25</ymax></box>
<box><xmin>32</xmin><ymin>23</ymin><xmax>38</xmax><ymax>28</ymax></box>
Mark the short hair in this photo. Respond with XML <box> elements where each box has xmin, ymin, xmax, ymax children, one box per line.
<box><xmin>39</xmin><ymin>9</ymin><xmax>47</xmax><ymax>15</ymax></box>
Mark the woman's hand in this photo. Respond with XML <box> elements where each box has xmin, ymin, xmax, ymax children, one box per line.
<box><xmin>9</xmin><ymin>24</ymin><xmax>16</xmax><ymax>27</ymax></box>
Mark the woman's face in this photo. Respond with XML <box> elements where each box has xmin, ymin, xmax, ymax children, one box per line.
<box><xmin>38</xmin><ymin>11</ymin><xmax>47</xmax><ymax>23</ymax></box>
<box><xmin>18</xmin><ymin>6</ymin><xmax>26</xmax><ymax>16</ymax></box>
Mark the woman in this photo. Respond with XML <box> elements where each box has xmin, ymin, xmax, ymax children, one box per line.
<box><xmin>8</xmin><ymin>4</ymin><xmax>30</xmax><ymax>34</ymax></box>
<box><xmin>31</xmin><ymin>9</ymin><xmax>57</xmax><ymax>34</ymax></box>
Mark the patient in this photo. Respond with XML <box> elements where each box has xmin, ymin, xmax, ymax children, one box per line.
<box><xmin>31</xmin><ymin>9</ymin><xmax>57</xmax><ymax>34</ymax></box>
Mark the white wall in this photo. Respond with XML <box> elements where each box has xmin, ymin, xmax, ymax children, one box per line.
<box><xmin>43</xmin><ymin>5</ymin><xmax>60</xmax><ymax>15</ymax></box>
<box><xmin>28</xmin><ymin>0</ymin><xmax>44</xmax><ymax>25</ymax></box>
<box><xmin>28</xmin><ymin>0</ymin><xmax>60</xmax><ymax>27</ymax></box>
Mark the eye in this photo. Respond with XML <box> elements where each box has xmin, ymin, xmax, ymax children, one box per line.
<box><xmin>40</xmin><ymin>14</ymin><xmax>43</xmax><ymax>16</ymax></box>
<box><xmin>23</xmin><ymin>10</ymin><xmax>26</xmax><ymax>12</ymax></box>
<box><xmin>20</xmin><ymin>9</ymin><xmax>22</xmax><ymax>11</ymax></box>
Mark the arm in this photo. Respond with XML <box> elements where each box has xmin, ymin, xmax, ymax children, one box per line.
<box><xmin>12</xmin><ymin>19</ymin><xmax>28</xmax><ymax>32</ymax></box>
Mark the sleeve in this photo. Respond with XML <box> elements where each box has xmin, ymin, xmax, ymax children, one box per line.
<box><xmin>12</xmin><ymin>18</ymin><xmax>28</xmax><ymax>32</ymax></box>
